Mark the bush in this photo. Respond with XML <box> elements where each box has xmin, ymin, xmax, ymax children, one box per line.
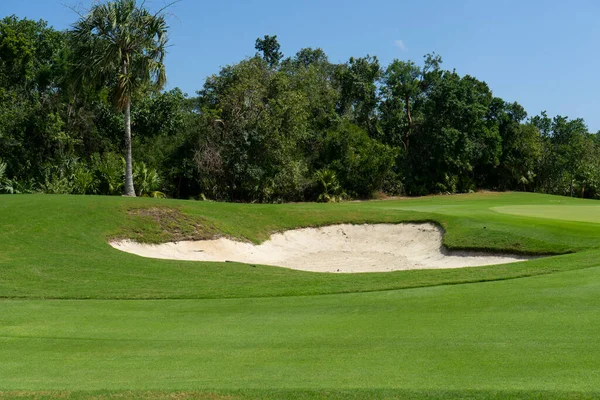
<box><xmin>134</xmin><ymin>162</ymin><xmax>164</xmax><ymax>197</ymax></box>
<box><xmin>321</xmin><ymin>122</ymin><xmax>397</xmax><ymax>198</ymax></box>
<box><xmin>38</xmin><ymin>169</ymin><xmax>73</xmax><ymax>194</ymax></box>
<box><xmin>313</xmin><ymin>168</ymin><xmax>345</xmax><ymax>202</ymax></box>
<box><xmin>0</xmin><ymin>159</ymin><xmax>6</xmax><ymax>193</ymax></box>
<box><xmin>92</xmin><ymin>152</ymin><xmax>124</xmax><ymax>195</ymax></box>
<box><xmin>72</xmin><ymin>165</ymin><xmax>99</xmax><ymax>195</ymax></box>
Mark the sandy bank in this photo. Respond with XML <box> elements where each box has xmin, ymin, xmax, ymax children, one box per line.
<box><xmin>111</xmin><ymin>223</ymin><xmax>531</xmax><ymax>273</ymax></box>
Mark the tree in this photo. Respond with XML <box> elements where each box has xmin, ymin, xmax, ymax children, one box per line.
<box><xmin>255</xmin><ymin>35</ymin><xmax>283</xmax><ymax>68</ymax></box>
<box><xmin>403</xmin><ymin>70</ymin><xmax>500</xmax><ymax>194</ymax></box>
<box><xmin>196</xmin><ymin>57</ymin><xmax>310</xmax><ymax>201</ymax></box>
<box><xmin>0</xmin><ymin>16</ymin><xmax>69</xmax><ymax>183</ymax></box>
<box><xmin>381</xmin><ymin>60</ymin><xmax>421</xmax><ymax>150</ymax></box>
<box><xmin>71</xmin><ymin>0</ymin><xmax>168</xmax><ymax>196</ymax></box>
<box><xmin>531</xmin><ymin>113</ymin><xmax>589</xmax><ymax>196</ymax></box>
<box><xmin>290</xmin><ymin>47</ymin><xmax>328</xmax><ymax>68</ymax></box>
<box><xmin>488</xmin><ymin>99</ymin><xmax>541</xmax><ymax>190</ymax></box>
<box><xmin>5</xmin><ymin>17</ymin><xmax>600</xmax><ymax>201</ymax></box>
<box><xmin>336</xmin><ymin>55</ymin><xmax>381</xmax><ymax>136</ymax></box>
<box><xmin>280</xmin><ymin>47</ymin><xmax>339</xmax><ymax>161</ymax></box>
<box><xmin>320</xmin><ymin>121</ymin><xmax>396</xmax><ymax>197</ymax></box>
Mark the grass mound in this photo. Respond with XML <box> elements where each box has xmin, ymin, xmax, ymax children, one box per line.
<box><xmin>118</xmin><ymin>206</ymin><xmax>219</xmax><ymax>244</ymax></box>
<box><xmin>0</xmin><ymin>192</ymin><xmax>599</xmax><ymax>299</ymax></box>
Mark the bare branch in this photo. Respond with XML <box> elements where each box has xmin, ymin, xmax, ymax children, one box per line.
<box><xmin>61</xmin><ymin>1</ymin><xmax>87</xmax><ymax>20</ymax></box>
<box><xmin>152</xmin><ymin>0</ymin><xmax>181</xmax><ymax>18</ymax></box>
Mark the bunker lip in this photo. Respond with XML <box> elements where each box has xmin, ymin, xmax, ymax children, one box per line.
<box><xmin>110</xmin><ymin>223</ymin><xmax>533</xmax><ymax>273</ymax></box>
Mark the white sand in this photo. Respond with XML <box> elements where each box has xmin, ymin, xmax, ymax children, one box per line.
<box><xmin>110</xmin><ymin>223</ymin><xmax>532</xmax><ymax>273</ymax></box>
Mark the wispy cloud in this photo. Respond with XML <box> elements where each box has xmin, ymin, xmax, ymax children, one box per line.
<box><xmin>394</xmin><ymin>39</ymin><xmax>407</xmax><ymax>51</ymax></box>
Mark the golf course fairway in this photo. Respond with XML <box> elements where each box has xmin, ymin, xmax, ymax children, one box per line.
<box><xmin>1</xmin><ymin>192</ymin><xmax>600</xmax><ymax>399</ymax></box>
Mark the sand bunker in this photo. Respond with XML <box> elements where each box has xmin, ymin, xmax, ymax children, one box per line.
<box><xmin>110</xmin><ymin>223</ymin><xmax>532</xmax><ymax>273</ymax></box>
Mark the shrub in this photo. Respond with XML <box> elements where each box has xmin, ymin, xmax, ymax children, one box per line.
<box><xmin>321</xmin><ymin>122</ymin><xmax>397</xmax><ymax>198</ymax></box>
<box><xmin>92</xmin><ymin>152</ymin><xmax>124</xmax><ymax>195</ymax></box>
<box><xmin>38</xmin><ymin>170</ymin><xmax>73</xmax><ymax>194</ymax></box>
<box><xmin>134</xmin><ymin>162</ymin><xmax>164</xmax><ymax>197</ymax></box>
<box><xmin>0</xmin><ymin>159</ymin><xmax>6</xmax><ymax>192</ymax></box>
<box><xmin>71</xmin><ymin>165</ymin><xmax>99</xmax><ymax>195</ymax></box>
<box><xmin>313</xmin><ymin>168</ymin><xmax>345</xmax><ymax>202</ymax></box>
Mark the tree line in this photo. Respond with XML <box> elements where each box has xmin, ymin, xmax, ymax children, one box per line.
<box><xmin>1</xmin><ymin>3</ymin><xmax>600</xmax><ymax>201</ymax></box>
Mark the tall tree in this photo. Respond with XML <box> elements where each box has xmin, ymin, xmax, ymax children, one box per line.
<box><xmin>0</xmin><ymin>16</ymin><xmax>68</xmax><ymax>182</ymax></box>
<box><xmin>255</xmin><ymin>35</ymin><xmax>283</xmax><ymax>68</ymax></box>
<box><xmin>381</xmin><ymin>60</ymin><xmax>421</xmax><ymax>150</ymax></box>
<box><xmin>71</xmin><ymin>0</ymin><xmax>168</xmax><ymax>196</ymax></box>
<box><xmin>488</xmin><ymin>99</ymin><xmax>541</xmax><ymax>190</ymax></box>
<box><xmin>197</xmin><ymin>57</ymin><xmax>309</xmax><ymax>202</ymax></box>
<box><xmin>336</xmin><ymin>55</ymin><xmax>381</xmax><ymax>136</ymax></box>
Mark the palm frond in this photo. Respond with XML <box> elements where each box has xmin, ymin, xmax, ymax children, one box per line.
<box><xmin>69</xmin><ymin>0</ymin><xmax>170</xmax><ymax>109</ymax></box>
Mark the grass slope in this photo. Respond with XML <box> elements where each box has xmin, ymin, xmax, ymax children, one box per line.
<box><xmin>1</xmin><ymin>192</ymin><xmax>600</xmax><ymax>299</ymax></box>
<box><xmin>2</xmin><ymin>192</ymin><xmax>600</xmax><ymax>398</ymax></box>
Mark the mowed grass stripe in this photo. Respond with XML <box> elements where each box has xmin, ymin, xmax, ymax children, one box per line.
<box><xmin>492</xmin><ymin>204</ymin><xmax>600</xmax><ymax>224</ymax></box>
<box><xmin>1</xmin><ymin>389</ymin><xmax>600</xmax><ymax>399</ymax></box>
<box><xmin>1</xmin><ymin>265</ymin><xmax>600</xmax><ymax>391</ymax></box>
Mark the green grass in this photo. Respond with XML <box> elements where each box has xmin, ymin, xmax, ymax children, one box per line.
<box><xmin>2</xmin><ymin>390</ymin><xmax>600</xmax><ymax>399</ymax></box>
<box><xmin>2</xmin><ymin>192</ymin><xmax>600</xmax><ymax>300</ymax></box>
<box><xmin>492</xmin><ymin>204</ymin><xmax>600</xmax><ymax>223</ymax></box>
<box><xmin>2</xmin><ymin>192</ymin><xmax>600</xmax><ymax>398</ymax></box>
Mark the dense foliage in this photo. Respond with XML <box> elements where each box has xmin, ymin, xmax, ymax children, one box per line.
<box><xmin>2</xmin><ymin>12</ymin><xmax>600</xmax><ymax>201</ymax></box>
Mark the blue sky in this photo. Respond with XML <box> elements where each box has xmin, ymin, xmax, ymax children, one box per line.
<box><xmin>3</xmin><ymin>0</ymin><xmax>600</xmax><ymax>131</ymax></box>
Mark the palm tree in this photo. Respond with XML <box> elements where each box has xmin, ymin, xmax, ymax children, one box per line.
<box><xmin>71</xmin><ymin>0</ymin><xmax>168</xmax><ymax>196</ymax></box>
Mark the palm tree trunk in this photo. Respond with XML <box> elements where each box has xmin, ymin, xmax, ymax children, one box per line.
<box><xmin>123</xmin><ymin>98</ymin><xmax>136</xmax><ymax>197</ymax></box>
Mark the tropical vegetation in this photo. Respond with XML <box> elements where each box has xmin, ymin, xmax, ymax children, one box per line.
<box><xmin>2</xmin><ymin>3</ymin><xmax>600</xmax><ymax>201</ymax></box>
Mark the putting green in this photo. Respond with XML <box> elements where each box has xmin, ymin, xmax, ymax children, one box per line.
<box><xmin>492</xmin><ymin>204</ymin><xmax>600</xmax><ymax>224</ymax></box>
